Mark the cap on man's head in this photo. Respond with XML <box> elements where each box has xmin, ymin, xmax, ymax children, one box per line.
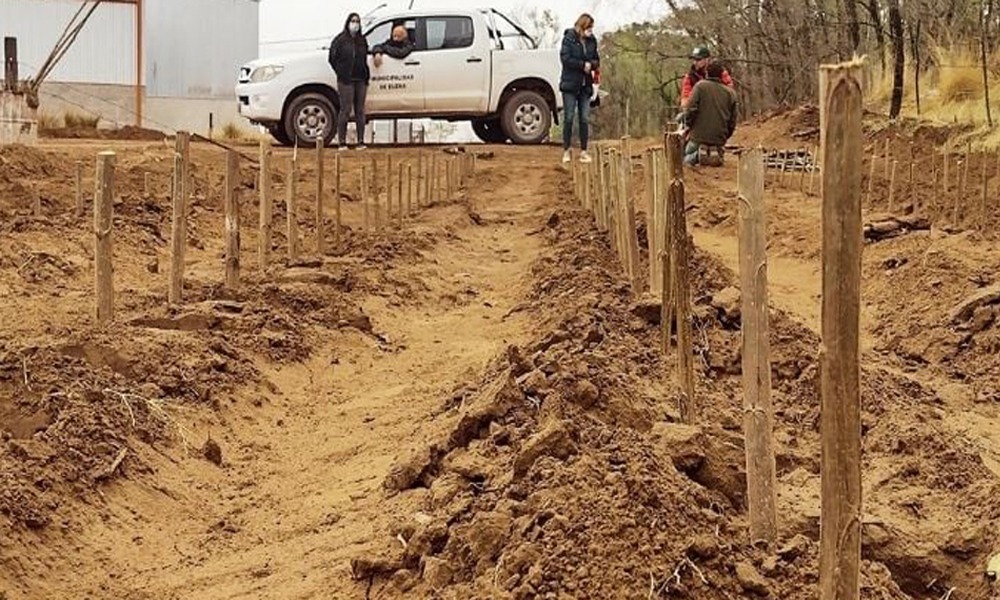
<box><xmin>690</xmin><ymin>47</ymin><xmax>711</xmax><ymax>60</ymax></box>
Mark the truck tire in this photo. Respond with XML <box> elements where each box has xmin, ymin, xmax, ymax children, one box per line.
<box><xmin>472</xmin><ymin>118</ymin><xmax>508</xmax><ymax>144</ymax></box>
<box><xmin>267</xmin><ymin>123</ymin><xmax>293</xmax><ymax>146</ymax></box>
<box><xmin>500</xmin><ymin>90</ymin><xmax>551</xmax><ymax>145</ymax></box>
<box><xmin>283</xmin><ymin>92</ymin><xmax>336</xmax><ymax>147</ymax></box>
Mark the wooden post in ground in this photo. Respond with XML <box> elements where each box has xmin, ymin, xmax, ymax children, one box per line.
<box><xmin>315</xmin><ymin>139</ymin><xmax>325</xmax><ymax>254</ymax></box>
<box><xmin>169</xmin><ymin>152</ymin><xmax>186</xmax><ymax>305</ymax></box>
<box><xmin>447</xmin><ymin>158</ymin><xmax>454</xmax><ymax>200</ymax></box>
<box><xmin>596</xmin><ymin>149</ymin><xmax>608</xmax><ymax>231</ymax></box>
<box><xmin>143</xmin><ymin>172</ymin><xmax>151</xmax><ymax>197</ymax></box>
<box><xmin>737</xmin><ymin>146</ymin><xmax>778</xmax><ymax>546</ymax></box>
<box><xmin>865</xmin><ymin>149</ymin><xmax>876</xmax><ymax>206</ymax></box>
<box><xmin>799</xmin><ymin>150</ymin><xmax>807</xmax><ymax>191</ymax></box>
<box><xmin>943</xmin><ymin>146</ymin><xmax>951</xmax><ymax>197</ymax></box>
<box><xmin>621</xmin><ymin>151</ymin><xmax>643</xmax><ymax>295</ymax></box>
<box><xmin>583</xmin><ymin>160</ymin><xmax>592</xmax><ymax>212</ymax></box>
<box><xmin>95</xmin><ymin>151</ymin><xmax>115</xmax><ymax>324</ymax></box>
<box><xmin>334</xmin><ymin>153</ymin><xmax>342</xmax><ymax>248</ymax></box>
<box><xmin>809</xmin><ymin>146</ymin><xmax>820</xmax><ymax>196</ymax></box>
<box><xmin>884</xmin><ymin>137</ymin><xmax>891</xmax><ymax>180</ymax></box>
<box><xmin>286</xmin><ymin>157</ymin><xmax>299</xmax><ymax>261</ymax></box>
<box><xmin>818</xmin><ymin>59</ymin><xmax>863</xmax><ymax>600</ymax></box>
<box><xmin>75</xmin><ymin>161</ymin><xmax>84</xmax><ymax>217</ymax></box>
<box><xmin>397</xmin><ymin>161</ymin><xmax>405</xmax><ymax>228</ymax></box>
<box><xmin>667</xmin><ymin>136</ymin><xmax>694</xmax><ymax>423</ymax></box>
<box><xmin>887</xmin><ymin>160</ymin><xmax>897</xmax><ymax>213</ymax></box>
<box><xmin>224</xmin><ymin>149</ymin><xmax>240</xmax><ymax>289</ymax></box>
<box><xmin>962</xmin><ymin>145</ymin><xmax>971</xmax><ymax>199</ymax></box>
<box><xmin>258</xmin><ymin>140</ymin><xmax>272</xmax><ymax>271</ymax></box>
<box><xmin>646</xmin><ymin>150</ymin><xmax>658</xmax><ymax>293</ymax></box>
<box><xmin>663</xmin><ymin>134</ymin><xmax>683</xmax><ymax>356</ymax></box>
<box><xmin>406</xmin><ymin>163</ymin><xmax>414</xmax><ymax>218</ymax></box>
<box><xmin>362</xmin><ymin>164</ymin><xmax>370</xmax><ymax>230</ymax></box>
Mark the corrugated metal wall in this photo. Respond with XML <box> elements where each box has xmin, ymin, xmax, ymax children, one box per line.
<box><xmin>0</xmin><ymin>0</ymin><xmax>259</xmax><ymax>98</ymax></box>
<box><xmin>145</xmin><ymin>0</ymin><xmax>259</xmax><ymax>98</ymax></box>
<box><xmin>0</xmin><ymin>0</ymin><xmax>135</xmax><ymax>84</ymax></box>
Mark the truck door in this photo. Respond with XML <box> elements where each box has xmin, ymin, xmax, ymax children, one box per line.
<box><xmin>364</xmin><ymin>18</ymin><xmax>424</xmax><ymax>114</ymax></box>
<box><xmin>416</xmin><ymin>15</ymin><xmax>490</xmax><ymax>113</ymax></box>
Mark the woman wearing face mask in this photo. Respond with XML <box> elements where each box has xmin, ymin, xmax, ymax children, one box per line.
<box><xmin>328</xmin><ymin>12</ymin><xmax>370</xmax><ymax>149</ymax></box>
<box><xmin>559</xmin><ymin>13</ymin><xmax>599</xmax><ymax>164</ymax></box>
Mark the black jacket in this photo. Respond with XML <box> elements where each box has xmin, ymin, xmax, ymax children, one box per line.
<box><xmin>372</xmin><ymin>38</ymin><xmax>414</xmax><ymax>60</ymax></box>
<box><xmin>328</xmin><ymin>30</ymin><xmax>370</xmax><ymax>83</ymax></box>
<box><xmin>559</xmin><ymin>28</ymin><xmax>599</xmax><ymax>94</ymax></box>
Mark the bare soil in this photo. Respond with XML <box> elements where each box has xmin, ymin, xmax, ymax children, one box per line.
<box><xmin>1</xmin><ymin>114</ymin><xmax>999</xmax><ymax>600</ymax></box>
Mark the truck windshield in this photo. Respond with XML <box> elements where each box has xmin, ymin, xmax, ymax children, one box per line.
<box><xmin>486</xmin><ymin>10</ymin><xmax>537</xmax><ymax>50</ymax></box>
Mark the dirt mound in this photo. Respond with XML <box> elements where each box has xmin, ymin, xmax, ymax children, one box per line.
<box><xmin>40</xmin><ymin>124</ymin><xmax>167</xmax><ymax>141</ymax></box>
<box><xmin>735</xmin><ymin>104</ymin><xmax>820</xmax><ymax>148</ymax></box>
<box><xmin>348</xmin><ymin>207</ymin><xmax>933</xmax><ymax>599</ymax></box>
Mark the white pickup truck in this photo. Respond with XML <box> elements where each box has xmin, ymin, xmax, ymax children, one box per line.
<box><xmin>236</xmin><ymin>8</ymin><xmax>563</xmax><ymax>146</ymax></box>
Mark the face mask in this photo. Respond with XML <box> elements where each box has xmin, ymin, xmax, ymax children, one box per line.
<box><xmin>584</xmin><ymin>29</ymin><xmax>594</xmax><ymax>38</ymax></box>
<box><xmin>349</xmin><ymin>22</ymin><xmax>360</xmax><ymax>34</ymax></box>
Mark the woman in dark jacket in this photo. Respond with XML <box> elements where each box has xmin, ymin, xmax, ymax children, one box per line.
<box><xmin>559</xmin><ymin>13</ymin><xmax>599</xmax><ymax>164</ymax></box>
<box><xmin>328</xmin><ymin>12</ymin><xmax>370</xmax><ymax>149</ymax></box>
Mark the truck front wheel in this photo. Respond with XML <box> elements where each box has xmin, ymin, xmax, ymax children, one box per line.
<box><xmin>283</xmin><ymin>92</ymin><xmax>336</xmax><ymax>147</ymax></box>
<box><xmin>267</xmin><ymin>123</ymin><xmax>293</xmax><ymax>146</ymax></box>
<box><xmin>500</xmin><ymin>90</ymin><xmax>551</xmax><ymax>145</ymax></box>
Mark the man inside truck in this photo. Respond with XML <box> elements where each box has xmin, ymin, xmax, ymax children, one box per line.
<box><xmin>372</xmin><ymin>25</ymin><xmax>415</xmax><ymax>67</ymax></box>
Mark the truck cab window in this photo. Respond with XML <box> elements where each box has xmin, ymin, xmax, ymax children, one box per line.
<box><xmin>423</xmin><ymin>17</ymin><xmax>474</xmax><ymax>50</ymax></box>
<box><xmin>365</xmin><ymin>19</ymin><xmax>417</xmax><ymax>47</ymax></box>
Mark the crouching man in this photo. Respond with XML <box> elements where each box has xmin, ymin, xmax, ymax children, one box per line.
<box><xmin>683</xmin><ymin>60</ymin><xmax>737</xmax><ymax>167</ymax></box>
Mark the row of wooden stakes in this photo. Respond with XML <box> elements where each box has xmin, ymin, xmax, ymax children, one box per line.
<box><xmin>570</xmin><ymin>133</ymin><xmax>782</xmax><ymax>549</ymax></box>
<box><xmin>569</xmin><ymin>133</ymin><xmax>697</xmax><ymax>423</ymax></box>
<box><xmin>88</xmin><ymin>132</ymin><xmax>477</xmax><ymax>325</ymax></box>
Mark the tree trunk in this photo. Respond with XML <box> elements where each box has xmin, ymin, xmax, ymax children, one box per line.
<box><xmin>867</xmin><ymin>0</ymin><xmax>885</xmax><ymax>68</ymax></box>
<box><xmin>845</xmin><ymin>0</ymin><xmax>861</xmax><ymax>52</ymax></box>
<box><xmin>888</xmin><ymin>0</ymin><xmax>904</xmax><ymax>119</ymax></box>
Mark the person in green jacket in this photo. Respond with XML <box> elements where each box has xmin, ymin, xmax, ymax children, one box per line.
<box><xmin>683</xmin><ymin>61</ymin><xmax>738</xmax><ymax>167</ymax></box>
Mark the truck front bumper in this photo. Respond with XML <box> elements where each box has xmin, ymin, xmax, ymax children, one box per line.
<box><xmin>235</xmin><ymin>83</ymin><xmax>281</xmax><ymax>124</ymax></box>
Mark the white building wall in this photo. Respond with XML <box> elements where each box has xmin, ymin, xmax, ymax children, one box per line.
<box><xmin>0</xmin><ymin>0</ymin><xmax>135</xmax><ymax>84</ymax></box>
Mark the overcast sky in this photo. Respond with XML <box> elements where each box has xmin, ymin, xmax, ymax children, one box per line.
<box><xmin>258</xmin><ymin>0</ymin><xmax>667</xmax><ymax>56</ymax></box>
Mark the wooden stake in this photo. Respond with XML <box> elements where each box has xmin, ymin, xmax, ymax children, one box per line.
<box><xmin>169</xmin><ymin>152</ymin><xmax>185</xmax><ymax>305</ymax></box>
<box><xmin>596</xmin><ymin>149</ymin><xmax>608</xmax><ymax>231</ymax></box>
<box><xmin>224</xmin><ymin>149</ymin><xmax>240</xmax><ymax>289</ymax></box>
<box><xmin>808</xmin><ymin>145</ymin><xmax>819</xmax><ymax>196</ymax></box>
<box><xmin>798</xmin><ymin>149</ymin><xmax>807</xmax><ymax>191</ymax></box>
<box><xmin>668</xmin><ymin>149</ymin><xmax>694</xmax><ymax>423</ymax></box>
<box><xmin>258</xmin><ymin>140</ymin><xmax>272</xmax><ymax>271</ymax></box>
<box><xmin>818</xmin><ymin>59</ymin><xmax>863</xmax><ymax>600</ymax></box>
<box><xmin>865</xmin><ymin>149</ymin><xmax>876</xmax><ymax>206</ymax></box>
<box><xmin>95</xmin><ymin>151</ymin><xmax>115</xmax><ymax>324</ymax></box>
<box><xmin>908</xmin><ymin>159</ymin><xmax>915</xmax><ymax>210</ymax></box>
<box><xmin>646</xmin><ymin>150</ymin><xmax>657</xmax><ymax>293</ymax></box>
<box><xmin>943</xmin><ymin>146</ymin><xmax>950</xmax><ymax>197</ymax></box>
<box><xmin>334</xmin><ymin>153</ymin><xmax>342</xmax><ymax>248</ymax></box>
<box><xmin>737</xmin><ymin>146</ymin><xmax>778</xmax><ymax>546</ymax></box>
<box><xmin>663</xmin><ymin>133</ymin><xmax>682</xmax><ymax>357</ymax></box>
<box><xmin>884</xmin><ymin>137</ymin><xmax>890</xmax><ymax>180</ymax></box>
<box><xmin>397</xmin><ymin>161</ymin><xmax>404</xmax><ymax>228</ymax></box>
<box><xmin>287</xmin><ymin>157</ymin><xmax>299</xmax><ymax>262</ymax></box>
<box><xmin>622</xmin><ymin>152</ymin><xmax>643</xmax><ymax>295</ymax></box>
<box><xmin>143</xmin><ymin>172</ymin><xmax>151</xmax><ymax>197</ymax></box>
<box><xmin>385</xmin><ymin>154</ymin><xmax>393</xmax><ymax>228</ymax></box>
<box><xmin>362</xmin><ymin>164</ymin><xmax>370</xmax><ymax>230</ymax></box>
<box><xmin>406</xmin><ymin>163</ymin><xmax>413</xmax><ymax>218</ymax></box>
<box><xmin>75</xmin><ymin>161</ymin><xmax>84</xmax><ymax>217</ymax></box>
<box><xmin>963</xmin><ymin>144</ymin><xmax>971</xmax><ymax>198</ymax></box>
<box><xmin>315</xmin><ymin>139</ymin><xmax>325</xmax><ymax>254</ymax></box>
<box><xmin>887</xmin><ymin>159</ymin><xmax>897</xmax><ymax>213</ymax></box>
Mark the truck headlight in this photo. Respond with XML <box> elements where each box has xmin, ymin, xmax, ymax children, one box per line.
<box><xmin>250</xmin><ymin>65</ymin><xmax>284</xmax><ymax>83</ymax></box>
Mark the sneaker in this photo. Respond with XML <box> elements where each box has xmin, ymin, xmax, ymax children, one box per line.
<box><xmin>337</xmin><ymin>145</ymin><xmax>349</xmax><ymax>152</ymax></box>
<box><xmin>579</xmin><ymin>151</ymin><xmax>592</xmax><ymax>163</ymax></box>
<box><xmin>356</xmin><ymin>144</ymin><xmax>368</xmax><ymax>151</ymax></box>
<box><xmin>562</xmin><ymin>150</ymin><xmax>571</xmax><ymax>164</ymax></box>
